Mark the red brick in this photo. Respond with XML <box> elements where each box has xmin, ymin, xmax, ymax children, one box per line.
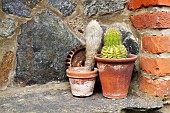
<box><xmin>128</xmin><ymin>0</ymin><xmax>170</xmax><ymax>10</ymax></box>
<box><xmin>131</xmin><ymin>12</ymin><xmax>170</xmax><ymax>29</ymax></box>
<box><xmin>140</xmin><ymin>76</ymin><xmax>170</xmax><ymax>97</ymax></box>
<box><xmin>158</xmin><ymin>0</ymin><xmax>170</xmax><ymax>6</ymax></box>
<box><xmin>140</xmin><ymin>56</ymin><xmax>170</xmax><ymax>76</ymax></box>
<box><xmin>128</xmin><ymin>0</ymin><xmax>157</xmax><ymax>10</ymax></box>
<box><xmin>142</xmin><ymin>36</ymin><xmax>170</xmax><ymax>54</ymax></box>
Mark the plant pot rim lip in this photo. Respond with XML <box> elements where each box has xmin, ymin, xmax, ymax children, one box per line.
<box><xmin>94</xmin><ymin>54</ymin><xmax>138</xmax><ymax>63</ymax></box>
<box><xmin>66</xmin><ymin>67</ymin><xmax>98</xmax><ymax>78</ymax></box>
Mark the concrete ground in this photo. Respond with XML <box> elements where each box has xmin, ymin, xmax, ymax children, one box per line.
<box><xmin>0</xmin><ymin>81</ymin><xmax>168</xmax><ymax>113</ymax></box>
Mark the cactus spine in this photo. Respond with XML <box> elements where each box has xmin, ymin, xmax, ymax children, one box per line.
<box><xmin>84</xmin><ymin>20</ymin><xmax>103</xmax><ymax>71</ymax></box>
<box><xmin>101</xmin><ymin>28</ymin><xmax>127</xmax><ymax>59</ymax></box>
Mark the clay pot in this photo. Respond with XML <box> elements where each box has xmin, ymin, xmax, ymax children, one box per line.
<box><xmin>66</xmin><ymin>67</ymin><xmax>98</xmax><ymax>97</ymax></box>
<box><xmin>95</xmin><ymin>54</ymin><xmax>137</xmax><ymax>99</ymax></box>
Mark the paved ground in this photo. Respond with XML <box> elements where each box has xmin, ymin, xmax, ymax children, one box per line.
<box><xmin>0</xmin><ymin>81</ymin><xmax>166</xmax><ymax>113</ymax></box>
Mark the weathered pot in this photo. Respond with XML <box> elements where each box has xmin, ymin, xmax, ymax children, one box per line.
<box><xmin>95</xmin><ymin>54</ymin><xmax>137</xmax><ymax>99</ymax></box>
<box><xmin>66</xmin><ymin>67</ymin><xmax>98</xmax><ymax>97</ymax></box>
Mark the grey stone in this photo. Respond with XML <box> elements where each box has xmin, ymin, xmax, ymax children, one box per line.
<box><xmin>16</xmin><ymin>10</ymin><xmax>81</xmax><ymax>84</ymax></box>
<box><xmin>2</xmin><ymin>0</ymin><xmax>41</xmax><ymax>17</ymax></box>
<box><xmin>0</xmin><ymin>18</ymin><xmax>15</xmax><ymax>37</ymax></box>
<box><xmin>83</xmin><ymin>0</ymin><xmax>127</xmax><ymax>17</ymax></box>
<box><xmin>123</xmin><ymin>37</ymin><xmax>139</xmax><ymax>55</ymax></box>
<box><xmin>48</xmin><ymin>0</ymin><xmax>77</xmax><ymax>16</ymax></box>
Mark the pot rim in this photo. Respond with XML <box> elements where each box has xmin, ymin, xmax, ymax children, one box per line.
<box><xmin>66</xmin><ymin>67</ymin><xmax>98</xmax><ymax>78</ymax></box>
<box><xmin>94</xmin><ymin>54</ymin><xmax>138</xmax><ymax>63</ymax></box>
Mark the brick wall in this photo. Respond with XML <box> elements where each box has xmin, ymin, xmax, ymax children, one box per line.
<box><xmin>129</xmin><ymin>0</ymin><xmax>170</xmax><ymax>97</ymax></box>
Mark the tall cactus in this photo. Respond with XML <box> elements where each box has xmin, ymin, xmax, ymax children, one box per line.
<box><xmin>84</xmin><ymin>20</ymin><xmax>103</xmax><ymax>71</ymax></box>
<box><xmin>101</xmin><ymin>28</ymin><xmax>127</xmax><ymax>59</ymax></box>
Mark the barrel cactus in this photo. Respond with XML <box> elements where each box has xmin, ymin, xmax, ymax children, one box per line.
<box><xmin>101</xmin><ymin>28</ymin><xmax>127</xmax><ymax>58</ymax></box>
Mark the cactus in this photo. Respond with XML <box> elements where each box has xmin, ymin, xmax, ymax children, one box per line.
<box><xmin>84</xmin><ymin>20</ymin><xmax>103</xmax><ymax>71</ymax></box>
<box><xmin>101</xmin><ymin>28</ymin><xmax>127</xmax><ymax>59</ymax></box>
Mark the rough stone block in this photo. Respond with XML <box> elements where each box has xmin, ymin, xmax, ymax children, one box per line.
<box><xmin>140</xmin><ymin>56</ymin><xmax>170</xmax><ymax>76</ymax></box>
<box><xmin>2</xmin><ymin>0</ymin><xmax>42</xmax><ymax>17</ymax></box>
<box><xmin>140</xmin><ymin>75</ymin><xmax>170</xmax><ymax>97</ymax></box>
<box><xmin>16</xmin><ymin>10</ymin><xmax>81</xmax><ymax>85</ymax></box>
<box><xmin>131</xmin><ymin>12</ymin><xmax>170</xmax><ymax>29</ymax></box>
<box><xmin>47</xmin><ymin>0</ymin><xmax>77</xmax><ymax>16</ymax></box>
<box><xmin>0</xmin><ymin>51</ymin><xmax>14</xmax><ymax>90</ymax></box>
<box><xmin>83</xmin><ymin>0</ymin><xmax>127</xmax><ymax>17</ymax></box>
<box><xmin>0</xmin><ymin>18</ymin><xmax>15</xmax><ymax>37</ymax></box>
<box><xmin>142</xmin><ymin>36</ymin><xmax>170</xmax><ymax>54</ymax></box>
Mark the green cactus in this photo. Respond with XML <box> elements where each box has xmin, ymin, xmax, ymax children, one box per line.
<box><xmin>101</xmin><ymin>28</ymin><xmax>128</xmax><ymax>59</ymax></box>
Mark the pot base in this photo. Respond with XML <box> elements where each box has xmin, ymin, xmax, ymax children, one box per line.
<box><xmin>103</xmin><ymin>93</ymin><xmax>127</xmax><ymax>99</ymax></box>
<box><xmin>69</xmin><ymin>77</ymin><xmax>96</xmax><ymax>97</ymax></box>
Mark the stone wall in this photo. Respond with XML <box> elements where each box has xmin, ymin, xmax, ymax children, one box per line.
<box><xmin>0</xmin><ymin>0</ymin><xmax>149</xmax><ymax>92</ymax></box>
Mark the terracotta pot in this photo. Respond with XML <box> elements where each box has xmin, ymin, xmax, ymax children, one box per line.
<box><xmin>95</xmin><ymin>54</ymin><xmax>137</xmax><ymax>99</ymax></box>
<box><xmin>66</xmin><ymin>67</ymin><xmax>98</xmax><ymax>97</ymax></box>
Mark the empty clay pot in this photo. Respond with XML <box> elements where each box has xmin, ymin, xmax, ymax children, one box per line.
<box><xmin>95</xmin><ymin>54</ymin><xmax>137</xmax><ymax>99</ymax></box>
<box><xmin>66</xmin><ymin>67</ymin><xmax>98</xmax><ymax>97</ymax></box>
